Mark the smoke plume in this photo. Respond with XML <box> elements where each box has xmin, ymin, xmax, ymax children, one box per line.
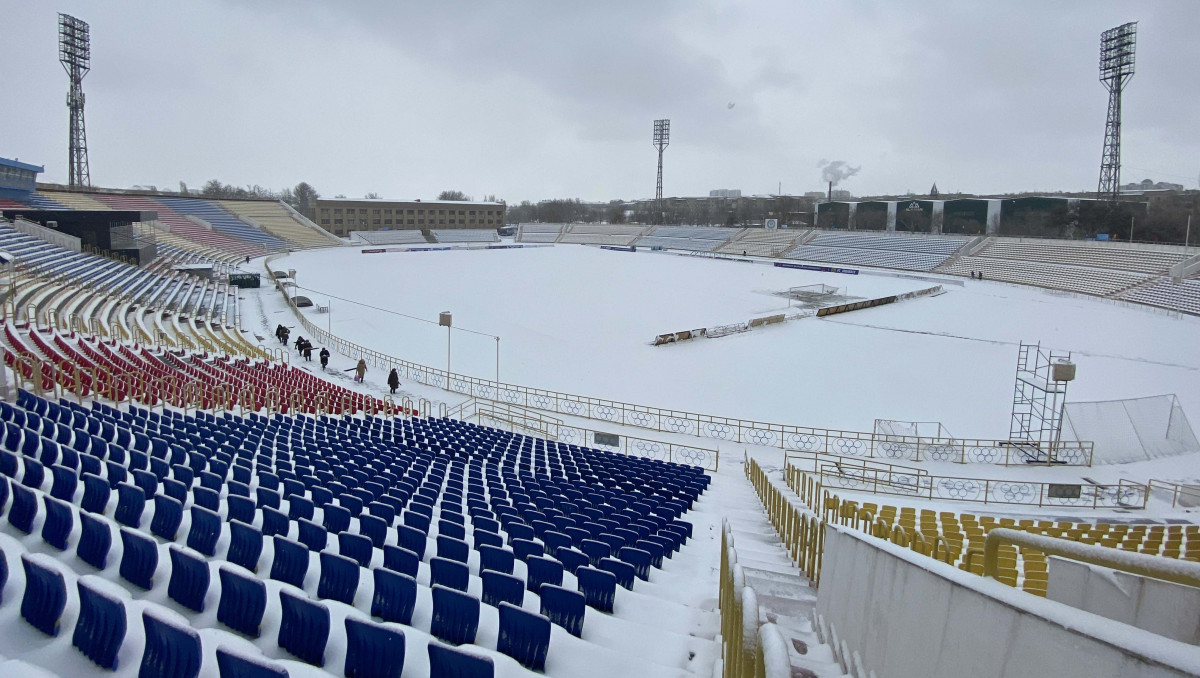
<box><xmin>818</xmin><ymin>159</ymin><xmax>861</xmax><ymax>186</ymax></box>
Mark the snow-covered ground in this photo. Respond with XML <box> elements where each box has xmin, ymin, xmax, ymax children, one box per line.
<box><xmin>268</xmin><ymin>245</ymin><xmax>1200</xmax><ymax>438</ymax></box>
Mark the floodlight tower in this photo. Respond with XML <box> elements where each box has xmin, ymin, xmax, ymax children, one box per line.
<box><xmin>1097</xmin><ymin>22</ymin><xmax>1137</xmax><ymax>203</ymax></box>
<box><xmin>653</xmin><ymin>119</ymin><xmax>670</xmax><ymax>219</ymax></box>
<box><xmin>59</xmin><ymin>13</ymin><xmax>92</xmax><ymax>187</ymax></box>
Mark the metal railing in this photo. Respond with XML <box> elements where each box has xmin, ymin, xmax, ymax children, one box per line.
<box><xmin>263</xmin><ymin>254</ymin><xmax>1094</xmax><ymax>466</ymax></box>
<box><xmin>1147</xmin><ymin>479</ymin><xmax>1200</xmax><ymax>509</ymax></box>
<box><xmin>448</xmin><ymin>398</ymin><xmax>720</xmax><ymax>470</ymax></box>
<box><xmin>786</xmin><ymin>455</ymin><xmax>1148</xmax><ymax>509</ymax></box>
<box><xmin>983</xmin><ymin>527</ymin><xmax>1200</xmax><ymax>589</ymax></box>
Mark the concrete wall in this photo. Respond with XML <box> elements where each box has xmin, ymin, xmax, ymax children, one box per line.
<box><xmin>815</xmin><ymin>525</ymin><xmax>1200</xmax><ymax>678</ymax></box>
<box><xmin>1048</xmin><ymin>556</ymin><xmax>1200</xmax><ymax>645</ymax></box>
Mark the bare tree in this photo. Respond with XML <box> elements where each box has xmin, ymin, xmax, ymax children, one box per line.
<box><xmin>438</xmin><ymin>190</ymin><xmax>470</xmax><ymax>201</ymax></box>
<box><xmin>364</xmin><ymin>192</ymin><xmax>381</xmax><ymax>199</ymax></box>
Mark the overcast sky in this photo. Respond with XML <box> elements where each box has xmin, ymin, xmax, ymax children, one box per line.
<box><xmin>2</xmin><ymin>1</ymin><xmax>1196</xmax><ymax>202</ymax></box>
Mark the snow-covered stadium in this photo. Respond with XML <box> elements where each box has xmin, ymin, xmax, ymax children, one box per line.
<box><xmin>0</xmin><ymin>189</ymin><xmax>1198</xmax><ymax>678</ymax></box>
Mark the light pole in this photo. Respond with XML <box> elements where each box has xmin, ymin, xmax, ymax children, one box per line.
<box><xmin>495</xmin><ymin>336</ymin><xmax>500</xmax><ymax>383</ymax></box>
<box><xmin>440</xmin><ymin>311</ymin><xmax>452</xmax><ymax>376</ymax></box>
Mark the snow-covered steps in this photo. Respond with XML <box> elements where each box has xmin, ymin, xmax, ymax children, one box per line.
<box><xmin>716</xmin><ymin>466</ymin><xmax>846</xmax><ymax>678</ymax></box>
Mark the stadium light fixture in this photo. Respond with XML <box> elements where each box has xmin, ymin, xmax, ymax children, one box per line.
<box><xmin>1097</xmin><ymin>21</ymin><xmax>1137</xmax><ymax>203</ymax></box>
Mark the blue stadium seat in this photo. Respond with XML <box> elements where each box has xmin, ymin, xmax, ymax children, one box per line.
<box><xmin>298</xmin><ymin>518</ymin><xmax>327</xmax><ymax>551</ymax></box>
<box><xmin>73</xmin><ymin>580</ymin><xmax>127</xmax><ymax>670</ymax></box>
<box><xmin>190</xmin><ymin>485</ymin><xmax>217</xmax><ymax>512</ymax></box>
<box><xmin>359</xmin><ymin>513</ymin><xmax>388</xmax><ymax>548</ymax></box>
<box><xmin>81</xmin><ymin>473</ymin><xmax>111</xmax><ymax>514</ymax></box>
<box><xmin>576</xmin><ymin>566</ymin><xmax>617</xmax><ymax>613</ymax></box>
<box><xmin>261</xmin><ymin>506</ymin><xmax>289</xmax><ymax>538</ymax></box>
<box><xmin>370</xmin><ymin>567</ymin><xmax>417</xmax><ymax>625</ymax></box>
<box><xmin>120</xmin><ymin>528</ymin><xmax>159</xmax><ymax>590</ymax></box>
<box><xmin>317</xmin><ymin>551</ymin><xmax>360</xmax><ymax>605</ymax></box>
<box><xmin>41</xmin><ymin>495</ymin><xmax>73</xmax><ymax>550</ymax></box>
<box><xmin>168</xmin><ymin>547</ymin><xmax>210</xmax><ymax>613</ymax></box>
<box><xmin>512</xmin><ymin>538</ymin><xmax>543</xmax><ymax>562</ymax></box>
<box><xmin>278</xmin><ymin>589</ymin><xmax>330</xmax><ymax>667</ymax></box>
<box><xmin>215</xmin><ymin>647</ymin><xmax>289</xmax><ymax>678</ymax></box>
<box><xmin>430</xmin><ymin>557</ymin><xmax>469</xmax><ymax>592</ymax></box>
<box><xmin>132</xmin><ymin>468</ymin><xmax>159</xmax><ymax>497</ymax></box>
<box><xmin>427</xmin><ymin>642</ymin><xmax>494</xmax><ymax>678</ymax></box>
<box><xmin>50</xmin><ymin>464</ymin><xmax>77</xmax><ymax>501</ymax></box>
<box><xmin>543</xmin><ymin>529</ymin><xmax>571</xmax><ymax>554</ymax></box>
<box><xmin>339</xmin><ymin>531</ymin><xmax>374</xmax><ymax>568</ymax></box>
<box><xmin>228</xmin><ymin>521</ymin><xmax>263</xmax><ymax>572</ymax></box>
<box><xmin>256</xmin><ymin>487</ymin><xmax>281</xmax><ymax>511</ymax></box>
<box><xmin>505</xmin><ymin>522</ymin><xmax>535</xmax><ymax>544</ymax></box>
<box><xmin>270</xmin><ymin>536</ymin><xmax>310</xmax><ymax>588</ymax></box>
<box><xmin>186</xmin><ymin>505</ymin><xmax>221</xmax><ymax>557</ymax></box>
<box><xmin>580</xmin><ymin>538</ymin><xmax>611</xmax><ymax>567</ymax></box>
<box><xmin>402</xmin><ymin>510</ymin><xmax>430</xmax><ymax>533</ymax></box>
<box><xmin>287</xmin><ymin>495</ymin><xmax>314</xmax><ymax>522</ymax></box>
<box><xmin>478</xmin><ymin>544</ymin><xmax>514</xmax><ymax>575</ymax></box>
<box><xmin>618</xmin><ymin>546</ymin><xmax>652</xmax><ymax>580</ymax></box>
<box><xmin>218</xmin><ymin>567</ymin><xmax>267</xmax><ymax>638</ymax></box>
<box><xmin>472</xmin><ymin>529</ymin><xmax>503</xmax><ymax>551</ymax></box>
<box><xmin>323</xmin><ymin>504</ymin><xmax>351</xmax><ymax>533</ymax></box>
<box><xmin>396</xmin><ymin>524</ymin><xmax>427</xmax><ymax>560</ymax></box>
<box><xmin>382</xmin><ymin>545</ymin><xmax>420</xmax><ymax>579</ymax></box>
<box><xmin>540</xmin><ymin>584</ymin><xmax>586</xmax><ymax>637</ymax></box>
<box><xmin>431</xmin><ymin>585</ymin><xmax>480</xmax><ymax>646</ymax></box>
<box><xmin>345</xmin><ymin>616</ymin><xmax>406</xmax><ymax>678</ymax></box>
<box><xmin>497</xmin><ymin>602</ymin><xmax>551</xmax><ymax>671</ymax></box>
<box><xmin>114</xmin><ymin>483</ymin><xmax>146</xmax><ymax>528</ymax></box>
<box><xmin>77</xmin><ymin>512</ymin><xmax>112</xmax><ymax>570</ymax></box>
<box><xmin>151</xmin><ymin>494</ymin><xmax>184</xmax><ymax>541</ymax></box>
<box><xmin>437</xmin><ymin>535</ymin><xmax>470</xmax><ymax>564</ymax></box>
<box><xmin>8</xmin><ymin>482</ymin><xmax>36</xmax><ymax>533</ymax></box>
<box><xmin>21</xmin><ymin>456</ymin><xmax>45</xmax><ymax>490</ymax></box>
<box><xmin>481</xmin><ymin>570</ymin><xmax>524</xmax><ymax>608</ymax></box>
<box><xmin>20</xmin><ymin>555</ymin><xmax>66</xmax><ymax>636</ymax></box>
<box><xmin>439</xmin><ymin>519</ymin><xmax>466</xmax><ymax>541</ymax></box>
<box><xmin>555</xmin><ymin>547</ymin><xmax>589</xmax><ymax>575</ymax></box>
<box><xmin>140</xmin><ymin>611</ymin><xmax>202</xmax><ymax>678</ymax></box>
<box><xmin>526</xmin><ymin>555</ymin><xmax>564</xmax><ymax>593</ymax></box>
<box><xmin>636</xmin><ymin>539</ymin><xmax>665</xmax><ymax>568</ymax></box>
<box><xmin>226</xmin><ymin>495</ymin><xmax>256</xmax><ymax>524</ymax></box>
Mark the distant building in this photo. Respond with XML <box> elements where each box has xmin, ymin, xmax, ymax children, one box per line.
<box><xmin>313</xmin><ymin>198</ymin><xmax>506</xmax><ymax>237</ymax></box>
<box><xmin>709</xmin><ymin>189</ymin><xmax>742</xmax><ymax>198</ymax></box>
<box><xmin>1121</xmin><ymin>179</ymin><xmax>1184</xmax><ymax>193</ymax></box>
<box><xmin>0</xmin><ymin>157</ymin><xmax>43</xmax><ymax>201</ymax></box>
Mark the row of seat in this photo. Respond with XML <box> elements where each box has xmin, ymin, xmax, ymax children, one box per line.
<box><xmin>0</xmin><ymin>390</ymin><xmax>711</xmax><ymax>676</ymax></box>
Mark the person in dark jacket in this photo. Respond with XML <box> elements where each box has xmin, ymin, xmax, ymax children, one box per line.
<box><xmin>319</xmin><ymin>347</ymin><xmax>330</xmax><ymax>369</ymax></box>
<box><xmin>302</xmin><ymin>343</ymin><xmax>313</xmax><ymax>361</ymax></box>
<box><xmin>387</xmin><ymin>368</ymin><xmax>400</xmax><ymax>394</ymax></box>
<box><xmin>280</xmin><ymin>327</ymin><xmax>290</xmax><ymax>345</ymax></box>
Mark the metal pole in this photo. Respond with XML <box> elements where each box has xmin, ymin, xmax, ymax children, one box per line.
<box><xmin>1186</xmin><ymin>214</ymin><xmax>1192</xmax><ymax>250</ymax></box>
<box><xmin>1130</xmin><ymin>213</ymin><xmax>1134</xmax><ymax>243</ymax></box>
<box><xmin>446</xmin><ymin>326</ymin><xmax>451</xmax><ymax>376</ymax></box>
<box><xmin>495</xmin><ymin>336</ymin><xmax>500</xmax><ymax>383</ymax></box>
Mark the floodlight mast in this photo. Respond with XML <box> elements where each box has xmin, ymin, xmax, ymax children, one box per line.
<box><xmin>59</xmin><ymin>13</ymin><xmax>92</xmax><ymax>188</ymax></box>
<box><xmin>653</xmin><ymin>119</ymin><xmax>670</xmax><ymax>221</ymax></box>
<box><xmin>1097</xmin><ymin>21</ymin><xmax>1136</xmax><ymax>204</ymax></box>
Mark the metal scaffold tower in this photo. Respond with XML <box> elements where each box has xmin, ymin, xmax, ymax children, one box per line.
<box><xmin>1010</xmin><ymin>342</ymin><xmax>1076</xmax><ymax>462</ymax></box>
<box><xmin>59</xmin><ymin>13</ymin><xmax>92</xmax><ymax>188</ymax></box>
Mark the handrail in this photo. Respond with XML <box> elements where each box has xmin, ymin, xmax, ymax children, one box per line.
<box><xmin>262</xmin><ymin>253</ymin><xmax>1094</xmax><ymax>466</ymax></box>
<box><xmin>983</xmin><ymin>527</ymin><xmax>1200</xmax><ymax>589</ymax></box>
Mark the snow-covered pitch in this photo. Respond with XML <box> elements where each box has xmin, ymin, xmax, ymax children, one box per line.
<box><xmin>278</xmin><ymin>244</ymin><xmax>1200</xmax><ymax>438</ymax></box>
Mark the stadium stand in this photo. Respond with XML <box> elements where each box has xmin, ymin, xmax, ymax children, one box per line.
<box><xmin>432</xmin><ymin>229</ymin><xmax>499</xmax><ymax>244</ymax></box>
<box><xmin>783</xmin><ymin>232</ymin><xmax>968</xmax><ymax>271</ymax></box>
<box><xmin>715</xmin><ymin>228</ymin><xmax>808</xmax><ymax>257</ymax></box>
<box><xmin>0</xmin><ymin>388</ymin><xmax>710</xmax><ymax>678</ymax></box>
<box><xmin>1118</xmin><ymin>277</ymin><xmax>1200</xmax><ymax>315</ymax></box>
<box><xmin>515</xmin><ymin>223</ymin><xmax>564</xmax><ymax>243</ymax></box>
<box><xmin>975</xmin><ymin>238</ymin><xmax>1186</xmax><ymax>274</ymax></box>
<box><xmin>217</xmin><ymin>199</ymin><xmax>342</xmax><ymax>249</ymax></box>
<box><xmin>556</xmin><ymin>224</ymin><xmax>647</xmax><ymax>246</ymax></box>
<box><xmin>154</xmin><ymin>197</ymin><xmax>291</xmax><ymax>252</ymax></box>
<box><xmin>350</xmin><ymin>230</ymin><xmax>428</xmax><ymax>246</ymax></box>
<box><xmin>90</xmin><ymin>193</ymin><xmax>268</xmax><ymax>258</ymax></box>
<box><xmin>38</xmin><ymin>190</ymin><xmax>111</xmax><ymax>212</ymax></box>
<box><xmin>632</xmin><ymin>226</ymin><xmax>737</xmax><ymax>252</ymax></box>
<box><xmin>938</xmin><ymin>255</ymin><xmax>1150</xmax><ymax>296</ymax></box>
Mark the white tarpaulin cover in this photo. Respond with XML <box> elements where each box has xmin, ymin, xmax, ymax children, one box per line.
<box><xmin>1062</xmin><ymin>394</ymin><xmax>1199</xmax><ymax>464</ymax></box>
